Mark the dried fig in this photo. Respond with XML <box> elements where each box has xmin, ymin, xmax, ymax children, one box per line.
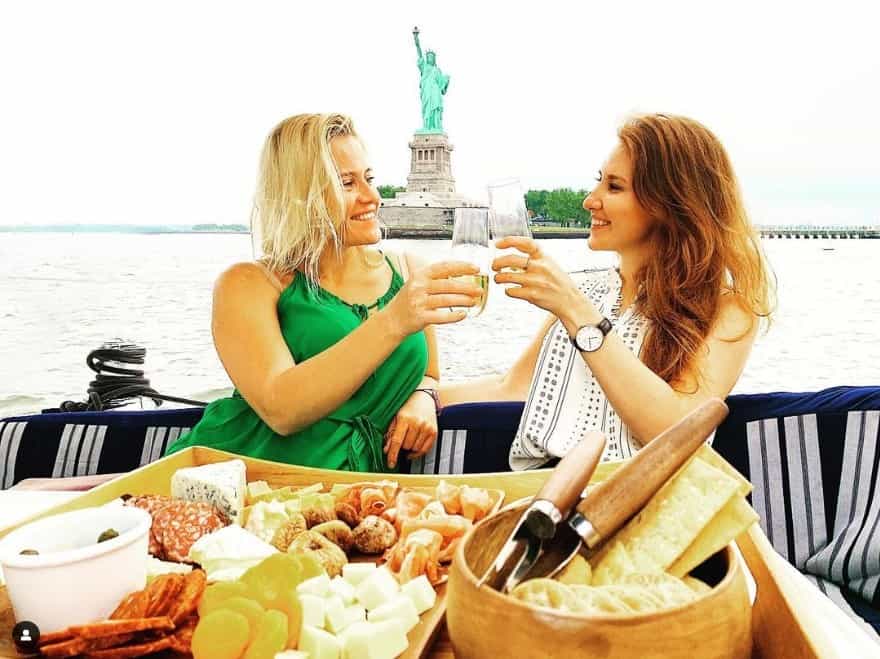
<box><xmin>335</xmin><ymin>501</ymin><xmax>361</xmax><ymax>528</ymax></box>
<box><xmin>311</xmin><ymin>520</ymin><xmax>354</xmax><ymax>554</ymax></box>
<box><xmin>270</xmin><ymin>513</ymin><xmax>308</xmax><ymax>552</ymax></box>
<box><xmin>351</xmin><ymin>515</ymin><xmax>397</xmax><ymax>554</ymax></box>
<box><xmin>287</xmin><ymin>530</ymin><xmax>347</xmax><ymax>577</ymax></box>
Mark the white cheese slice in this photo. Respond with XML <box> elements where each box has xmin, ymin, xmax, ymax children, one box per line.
<box><xmin>171</xmin><ymin>459</ymin><xmax>247</xmax><ymax>523</ymax></box>
<box><xmin>355</xmin><ymin>567</ymin><xmax>400</xmax><ymax>611</ymax></box>
<box><xmin>274</xmin><ymin>651</ymin><xmax>309</xmax><ymax>659</ymax></box>
<box><xmin>145</xmin><ymin>556</ymin><xmax>193</xmax><ymax>582</ymax></box>
<box><xmin>300</xmin><ymin>625</ymin><xmax>342</xmax><ymax>659</ymax></box>
<box><xmin>187</xmin><ymin>524</ymin><xmax>277</xmax><ymax>581</ymax></box>
<box><xmin>400</xmin><ymin>575</ymin><xmax>437</xmax><ymax>614</ymax></box>
<box><xmin>368</xmin><ymin>594</ymin><xmax>420</xmax><ymax>633</ymax></box>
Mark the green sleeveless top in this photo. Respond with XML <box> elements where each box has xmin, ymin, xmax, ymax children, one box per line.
<box><xmin>165</xmin><ymin>256</ymin><xmax>428</xmax><ymax>473</ymax></box>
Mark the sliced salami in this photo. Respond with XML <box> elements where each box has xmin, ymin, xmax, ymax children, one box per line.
<box><xmin>152</xmin><ymin>501</ymin><xmax>226</xmax><ymax>562</ymax></box>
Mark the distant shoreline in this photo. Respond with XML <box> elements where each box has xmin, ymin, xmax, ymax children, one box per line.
<box><xmin>0</xmin><ymin>224</ymin><xmax>250</xmax><ymax>235</ymax></box>
<box><xmin>0</xmin><ymin>225</ymin><xmax>592</xmax><ymax>239</ymax></box>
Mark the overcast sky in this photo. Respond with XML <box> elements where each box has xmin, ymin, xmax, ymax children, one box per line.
<box><xmin>1</xmin><ymin>0</ymin><xmax>877</xmax><ymax>226</ymax></box>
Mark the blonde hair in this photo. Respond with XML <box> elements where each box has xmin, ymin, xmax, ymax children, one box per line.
<box><xmin>617</xmin><ymin>114</ymin><xmax>776</xmax><ymax>389</ymax></box>
<box><xmin>251</xmin><ymin>113</ymin><xmax>358</xmax><ymax>282</ymax></box>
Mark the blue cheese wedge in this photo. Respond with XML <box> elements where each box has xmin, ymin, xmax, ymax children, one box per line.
<box><xmin>171</xmin><ymin>459</ymin><xmax>247</xmax><ymax>523</ymax></box>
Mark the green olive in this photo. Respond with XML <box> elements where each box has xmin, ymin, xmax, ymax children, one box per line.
<box><xmin>97</xmin><ymin>528</ymin><xmax>119</xmax><ymax>543</ymax></box>
<box><xmin>19</xmin><ymin>549</ymin><xmax>39</xmax><ymax>556</ymax></box>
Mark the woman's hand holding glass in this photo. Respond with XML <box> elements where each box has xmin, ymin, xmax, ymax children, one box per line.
<box><xmin>488</xmin><ymin>178</ymin><xmax>532</xmax><ymax>274</ymax></box>
<box><xmin>492</xmin><ymin>236</ymin><xmax>598</xmax><ymax>323</ymax></box>
<box><xmin>450</xmin><ymin>208</ymin><xmax>491</xmax><ymax>317</ymax></box>
<box><xmin>383</xmin><ymin>261</ymin><xmax>483</xmax><ymax>337</ymax></box>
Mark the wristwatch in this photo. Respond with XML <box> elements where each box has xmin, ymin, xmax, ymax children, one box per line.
<box><xmin>571</xmin><ymin>318</ymin><xmax>613</xmax><ymax>352</ymax></box>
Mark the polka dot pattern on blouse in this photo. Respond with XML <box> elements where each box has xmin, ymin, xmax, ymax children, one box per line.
<box><xmin>509</xmin><ymin>268</ymin><xmax>649</xmax><ymax>470</ymax></box>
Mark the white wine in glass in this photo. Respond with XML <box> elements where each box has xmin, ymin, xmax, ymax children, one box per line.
<box><xmin>488</xmin><ymin>178</ymin><xmax>532</xmax><ymax>273</ymax></box>
<box><xmin>451</xmin><ymin>208</ymin><xmax>490</xmax><ymax>317</ymax></box>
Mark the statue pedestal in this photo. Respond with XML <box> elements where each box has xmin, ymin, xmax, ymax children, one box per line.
<box><xmin>379</xmin><ymin>132</ymin><xmax>481</xmax><ymax>230</ymax></box>
<box><xmin>406</xmin><ymin>132</ymin><xmax>456</xmax><ymax>196</ymax></box>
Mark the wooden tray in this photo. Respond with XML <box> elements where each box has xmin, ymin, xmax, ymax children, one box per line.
<box><xmin>0</xmin><ymin>446</ymin><xmax>868</xmax><ymax>658</ymax></box>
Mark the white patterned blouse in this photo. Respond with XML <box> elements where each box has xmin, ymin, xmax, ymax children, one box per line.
<box><xmin>509</xmin><ymin>268</ymin><xmax>651</xmax><ymax>470</ymax></box>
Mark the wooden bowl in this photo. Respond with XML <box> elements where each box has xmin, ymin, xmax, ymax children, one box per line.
<box><xmin>447</xmin><ymin>502</ymin><xmax>752</xmax><ymax>659</ymax></box>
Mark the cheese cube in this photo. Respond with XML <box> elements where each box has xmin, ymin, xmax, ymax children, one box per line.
<box><xmin>329</xmin><ymin>575</ymin><xmax>357</xmax><ymax>604</ymax></box>
<box><xmin>171</xmin><ymin>459</ymin><xmax>246</xmax><ymax>523</ymax></box>
<box><xmin>247</xmin><ymin>480</ymin><xmax>272</xmax><ymax>503</ymax></box>
<box><xmin>355</xmin><ymin>567</ymin><xmax>400</xmax><ymax>611</ymax></box>
<box><xmin>297</xmin><ymin>573</ymin><xmax>331</xmax><ymax>597</ymax></box>
<box><xmin>299</xmin><ymin>625</ymin><xmax>342</xmax><ymax>659</ymax></box>
<box><xmin>324</xmin><ymin>595</ymin><xmax>346</xmax><ymax>633</ymax></box>
<box><xmin>341</xmin><ymin>620</ymin><xmax>408</xmax><ymax>659</ymax></box>
<box><xmin>342</xmin><ymin>562</ymin><xmax>376</xmax><ymax>586</ymax></box>
<box><xmin>368</xmin><ymin>595</ymin><xmax>420</xmax><ymax>633</ymax></box>
<box><xmin>300</xmin><ymin>593</ymin><xmax>326</xmax><ymax>629</ymax></box>
<box><xmin>401</xmin><ymin>575</ymin><xmax>437</xmax><ymax>614</ymax></box>
<box><xmin>325</xmin><ymin>596</ymin><xmax>366</xmax><ymax>635</ymax></box>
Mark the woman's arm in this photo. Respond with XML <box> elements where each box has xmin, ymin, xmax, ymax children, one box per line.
<box><xmin>213</xmin><ymin>261</ymin><xmax>480</xmax><ymax>436</ymax></box>
<box><xmin>492</xmin><ymin>237</ymin><xmax>758</xmax><ymax>442</ymax></box>
<box><xmin>559</xmin><ymin>292</ymin><xmax>757</xmax><ymax>443</ymax></box>
<box><xmin>384</xmin><ymin>252</ymin><xmax>441</xmax><ymax>466</ymax></box>
<box><xmin>439</xmin><ymin>314</ymin><xmax>557</xmax><ymax>406</ymax></box>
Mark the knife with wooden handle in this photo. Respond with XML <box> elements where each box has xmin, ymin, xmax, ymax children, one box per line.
<box><xmin>480</xmin><ymin>431</ymin><xmax>606</xmax><ymax>591</ymax></box>
<box><xmin>568</xmin><ymin>397</ymin><xmax>729</xmax><ymax>548</ymax></box>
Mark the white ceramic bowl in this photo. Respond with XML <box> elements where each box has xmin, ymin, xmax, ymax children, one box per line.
<box><xmin>0</xmin><ymin>505</ymin><xmax>152</xmax><ymax>633</ymax></box>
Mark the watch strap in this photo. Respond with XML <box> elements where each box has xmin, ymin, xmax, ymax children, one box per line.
<box><xmin>570</xmin><ymin>317</ymin><xmax>613</xmax><ymax>352</ymax></box>
<box><xmin>415</xmin><ymin>388</ymin><xmax>442</xmax><ymax>415</ymax></box>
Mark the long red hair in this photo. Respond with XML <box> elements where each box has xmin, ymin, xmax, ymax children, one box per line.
<box><xmin>617</xmin><ymin>114</ymin><xmax>775</xmax><ymax>389</ymax></box>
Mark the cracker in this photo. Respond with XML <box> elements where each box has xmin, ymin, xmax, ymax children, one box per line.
<box><xmin>81</xmin><ymin>635</ymin><xmax>173</xmax><ymax>658</ymax></box>
<box><xmin>69</xmin><ymin>617</ymin><xmax>174</xmax><ymax>639</ymax></box>
<box><xmin>168</xmin><ymin>568</ymin><xmax>207</xmax><ymax>624</ymax></box>
<box><xmin>143</xmin><ymin>573</ymin><xmax>185</xmax><ymax>617</ymax></box>
<box><xmin>591</xmin><ymin>457</ymin><xmax>741</xmax><ymax>585</ymax></box>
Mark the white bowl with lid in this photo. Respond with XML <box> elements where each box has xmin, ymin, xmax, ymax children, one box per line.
<box><xmin>0</xmin><ymin>505</ymin><xmax>151</xmax><ymax>634</ymax></box>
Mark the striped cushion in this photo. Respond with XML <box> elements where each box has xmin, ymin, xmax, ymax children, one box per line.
<box><xmin>0</xmin><ymin>408</ymin><xmax>204</xmax><ymax>489</ymax></box>
<box><xmin>713</xmin><ymin>388</ymin><xmax>880</xmax><ymax>638</ymax></box>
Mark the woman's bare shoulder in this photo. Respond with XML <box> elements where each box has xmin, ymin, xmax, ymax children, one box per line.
<box><xmin>214</xmin><ymin>262</ymin><xmax>286</xmax><ymax>298</ymax></box>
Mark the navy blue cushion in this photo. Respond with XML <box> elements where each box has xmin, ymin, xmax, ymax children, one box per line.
<box><xmin>0</xmin><ymin>408</ymin><xmax>205</xmax><ymax>488</ymax></box>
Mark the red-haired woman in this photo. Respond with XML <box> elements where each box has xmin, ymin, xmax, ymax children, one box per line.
<box><xmin>442</xmin><ymin>114</ymin><xmax>776</xmax><ymax>468</ymax></box>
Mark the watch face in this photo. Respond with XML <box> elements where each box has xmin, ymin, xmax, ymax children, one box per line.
<box><xmin>576</xmin><ymin>326</ymin><xmax>604</xmax><ymax>352</ymax></box>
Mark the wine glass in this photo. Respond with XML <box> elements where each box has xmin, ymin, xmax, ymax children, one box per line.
<box><xmin>450</xmin><ymin>207</ymin><xmax>490</xmax><ymax>317</ymax></box>
<box><xmin>488</xmin><ymin>177</ymin><xmax>532</xmax><ymax>273</ymax></box>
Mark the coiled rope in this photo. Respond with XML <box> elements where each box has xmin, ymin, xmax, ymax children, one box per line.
<box><xmin>54</xmin><ymin>342</ymin><xmax>208</xmax><ymax>412</ymax></box>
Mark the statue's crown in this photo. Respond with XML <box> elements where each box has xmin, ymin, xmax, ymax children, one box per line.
<box><xmin>426</xmin><ymin>49</ymin><xmax>435</xmax><ymax>56</ymax></box>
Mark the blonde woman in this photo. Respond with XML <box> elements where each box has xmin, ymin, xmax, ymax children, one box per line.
<box><xmin>443</xmin><ymin>114</ymin><xmax>775</xmax><ymax>468</ymax></box>
<box><xmin>166</xmin><ymin>113</ymin><xmax>481</xmax><ymax>472</ymax></box>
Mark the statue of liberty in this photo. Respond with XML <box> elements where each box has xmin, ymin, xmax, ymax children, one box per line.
<box><xmin>413</xmin><ymin>27</ymin><xmax>450</xmax><ymax>134</ymax></box>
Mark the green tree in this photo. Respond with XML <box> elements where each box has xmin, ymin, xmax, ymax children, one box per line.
<box><xmin>525</xmin><ymin>189</ymin><xmax>549</xmax><ymax>218</ymax></box>
<box><xmin>378</xmin><ymin>185</ymin><xmax>406</xmax><ymax>199</ymax></box>
<box><xmin>544</xmin><ymin>188</ymin><xmax>591</xmax><ymax>227</ymax></box>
